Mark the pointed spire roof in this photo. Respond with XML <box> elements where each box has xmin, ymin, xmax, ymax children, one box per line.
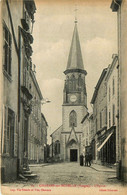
<box><xmin>66</xmin><ymin>22</ymin><xmax>84</xmax><ymax>71</ymax></box>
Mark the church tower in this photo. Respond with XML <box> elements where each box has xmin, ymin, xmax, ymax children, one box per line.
<box><xmin>61</xmin><ymin>20</ymin><xmax>88</xmax><ymax>162</ymax></box>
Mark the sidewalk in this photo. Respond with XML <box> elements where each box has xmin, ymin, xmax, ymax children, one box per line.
<box><xmin>29</xmin><ymin>163</ymin><xmax>50</xmax><ymax>167</ymax></box>
<box><xmin>90</xmin><ymin>163</ymin><xmax>116</xmax><ymax>173</ymax></box>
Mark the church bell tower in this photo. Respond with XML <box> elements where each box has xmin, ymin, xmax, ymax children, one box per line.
<box><xmin>61</xmin><ymin>19</ymin><xmax>88</xmax><ymax>162</ymax></box>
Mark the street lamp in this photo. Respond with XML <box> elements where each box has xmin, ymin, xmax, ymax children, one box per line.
<box><xmin>41</xmin><ymin>98</ymin><xmax>51</xmax><ymax>105</ymax></box>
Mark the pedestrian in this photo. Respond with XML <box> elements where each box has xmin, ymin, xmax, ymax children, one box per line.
<box><xmin>85</xmin><ymin>152</ymin><xmax>88</xmax><ymax>166</ymax></box>
<box><xmin>88</xmin><ymin>153</ymin><xmax>92</xmax><ymax>167</ymax></box>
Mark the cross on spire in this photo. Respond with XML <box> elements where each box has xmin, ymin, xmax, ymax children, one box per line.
<box><xmin>74</xmin><ymin>4</ymin><xmax>78</xmax><ymax>23</ymax></box>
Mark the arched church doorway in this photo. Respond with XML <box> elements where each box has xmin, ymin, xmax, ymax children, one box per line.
<box><xmin>70</xmin><ymin>149</ymin><xmax>77</xmax><ymax>162</ymax></box>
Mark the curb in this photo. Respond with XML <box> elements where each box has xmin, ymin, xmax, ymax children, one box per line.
<box><xmin>90</xmin><ymin>166</ymin><xmax>116</xmax><ymax>173</ymax></box>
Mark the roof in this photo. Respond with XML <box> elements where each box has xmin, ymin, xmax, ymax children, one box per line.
<box><xmin>105</xmin><ymin>54</ymin><xmax>118</xmax><ymax>81</ymax></box>
<box><xmin>41</xmin><ymin>113</ymin><xmax>48</xmax><ymax>126</ymax></box>
<box><xmin>91</xmin><ymin>68</ymin><xmax>107</xmax><ymax>104</ymax></box>
<box><xmin>50</xmin><ymin>125</ymin><xmax>62</xmax><ymax>137</ymax></box>
<box><xmin>81</xmin><ymin>112</ymin><xmax>89</xmax><ymax>124</ymax></box>
<box><xmin>66</xmin><ymin>22</ymin><xmax>84</xmax><ymax>71</ymax></box>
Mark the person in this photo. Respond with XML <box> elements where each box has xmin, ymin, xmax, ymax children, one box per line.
<box><xmin>88</xmin><ymin>153</ymin><xmax>92</xmax><ymax>167</ymax></box>
<box><xmin>85</xmin><ymin>152</ymin><xmax>89</xmax><ymax>166</ymax></box>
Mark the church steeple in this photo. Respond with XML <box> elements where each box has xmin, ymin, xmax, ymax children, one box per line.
<box><xmin>64</xmin><ymin>22</ymin><xmax>87</xmax><ymax>75</ymax></box>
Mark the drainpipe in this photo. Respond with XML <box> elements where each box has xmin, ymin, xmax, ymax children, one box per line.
<box><xmin>17</xmin><ymin>26</ymin><xmax>22</xmax><ymax>175</ymax></box>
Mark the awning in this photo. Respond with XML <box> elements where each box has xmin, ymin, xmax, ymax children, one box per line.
<box><xmin>97</xmin><ymin>131</ymin><xmax>113</xmax><ymax>152</ymax></box>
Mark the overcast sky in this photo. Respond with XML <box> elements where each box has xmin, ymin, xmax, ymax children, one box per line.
<box><xmin>32</xmin><ymin>0</ymin><xmax>117</xmax><ymax>143</ymax></box>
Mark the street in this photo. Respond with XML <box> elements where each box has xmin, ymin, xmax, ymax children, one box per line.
<box><xmin>2</xmin><ymin>162</ymin><xmax>126</xmax><ymax>195</ymax></box>
<box><xmin>2</xmin><ymin>162</ymin><xmax>123</xmax><ymax>186</ymax></box>
<box><xmin>29</xmin><ymin>162</ymin><xmax>121</xmax><ymax>186</ymax></box>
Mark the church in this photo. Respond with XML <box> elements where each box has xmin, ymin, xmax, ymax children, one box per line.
<box><xmin>50</xmin><ymin>19</ymin><xmax>88</xmax><ymax>162</ymax></box>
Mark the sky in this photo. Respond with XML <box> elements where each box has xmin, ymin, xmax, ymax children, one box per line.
<box><xmin>32</xmin><ymin>0</ymin><xmax>117</xmax><ymax>144</ymax></box>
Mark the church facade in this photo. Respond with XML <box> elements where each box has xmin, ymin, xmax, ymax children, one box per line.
<box><xmin>51</xmin><ymin>20</ymin><xmax>88</xmax><ymax>162</ymax></box>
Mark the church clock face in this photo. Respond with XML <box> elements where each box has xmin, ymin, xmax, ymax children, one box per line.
<box><xmin>70</xmin><ymin>95</ymin><xmax>77</xmax><ymax>102</ymax></box>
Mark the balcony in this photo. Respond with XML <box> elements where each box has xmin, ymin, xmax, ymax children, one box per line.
<box><xmin>21</xmin><ymin>18</ymin><xmax>29</xmax><ymax>31</ymax></box>
<box><xmin>21</xmin><ymin>86</ymin><xmax>33</xmax><ymax>100</ymax></box>
<box><xmin>24</xmin><ymin>0</ymin><xmax>36</xmax><ymax>20</ymax></box>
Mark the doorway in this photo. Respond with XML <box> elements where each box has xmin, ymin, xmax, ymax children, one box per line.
<box><xmin>70</xmin><ymin>149</ymin><xmax>77</xmax><ymax>162</ymax></box>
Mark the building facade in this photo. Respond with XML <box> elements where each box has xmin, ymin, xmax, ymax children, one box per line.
<box><xmin>91</xmin><ymin>68</ymin><xmax>108</xmax><ymax>164</ymax></box>
<box><xmin>81</xmin><ymin>113</ymin><xmax>90</xmax><ymax>155</ymax></box>
<box><xmin>50</xmin><ymin>125</ymin><xmax>62</xmax><ymax>160</ymax></box>
<box><xmin>27</xmin><ymin>71</ymin><xmax>43</xmax><ymax>164</ymax></box>
<box><xmin>41</xmin><ymin>113</ymin><xmax>48</xmax><ymax>163</ymax></box>
<box><xmin>81</xmin><ymin>112</ymin><xmax>94</xmax><ymax>155</ymax></box>
<box><xmin>1</xmin><ymin>0</ymin><xmax>47</xmax><ymax>182</ymax></box>
<box><xmin>1</xmin><ymin>0</ymin><xmax>20</xmax><ymax>182</ymax></box>
<box><xmin>105</xmin><ymin>54</ymin><xmax>120</xmax><ymax>163</ymax></box>
<box><xmin>111</xmin><ymin>0</ymin><xmax>127</xmax><ymax>182</ymax></box>
<box><xmin>18</xmin><ymin>0</ymin><xmax>36</xmax><ymax>172</ymax></box>
<box><xmin>51</xmin><ymin>20</ymin><xmax>87</xmax><ymax>162</ymax></box>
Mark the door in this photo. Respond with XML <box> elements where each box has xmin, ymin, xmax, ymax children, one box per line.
<box><xmin>70</xmin><ymin>149</ymin><xmax>77</xmax><ymax>162</ymax></box>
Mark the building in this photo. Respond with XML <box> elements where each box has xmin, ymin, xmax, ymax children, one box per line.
<box><xmin>1</xmin><ymin>0</ymin><xmax>20</xmax><ymax>182</ymax></box>
<box><xmin>50</xmin><ymin>125</ymin><xmax>62</xmax><ymax>160</ymax></box>
<box><xmin>91</xmin><ymin>68</ymin><xmax>107</xmax><ymax>164</ymax></box>
<box><xmin>51</xmin><ymin>19</ymin><xmax>88</xmax><ymax>162</ymax></box>
<box><xmin>18</xmin><ymin>0</ymin><xmax>37</xmax><ymax>173</ymax></box>
<box><xmin>81</xmin><ymin>113</ymin><xmax>90</xmax><ymax>155</ymax></box>
<box><xmin>105</xmin><ymin>54</ymin><xmax>120</xmax><ymax>164</ymax></box>
<box><xmin>41</xmin><ymin>113</ymin><xmax>48</xmax><ymax>162</ymax></box>
<box><xmin>110</xmin><ymin>0</ymin><xmax>127</xmax><ymax>182</ymax></box>
<box><xmin>27</xmin><ymin>70</ymin><xmax>43</xmax><ymax>164</ymax></box>
<box><xmin>1</xmin><ymin>0</ymin><xmax>46</xmax><ymax>182</ymax></box>
<box><xmin>81</xmin><ymin>112</ymin><xmax>94</xmax><ymax>155</ymax></box>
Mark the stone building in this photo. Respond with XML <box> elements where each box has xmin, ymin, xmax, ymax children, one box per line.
<box><xmin>1</xmin><ymin>0</ymin><xmax>46</xmax><ymax>181</ymax></box>
<box><xmin>51</xmin><ymin>20</ymin><xmax>88</xmax><ymax>162</ymax></box>
<box><xmin>81</xmin><ymin>113</ymin><xmax>90</xmax><ymax>155</ymax></box>
<box><xmin>105</xmin><ymin>54</ymin><xmax>120</xmax><ymax>164</ymax></box>
<box><xmin>91</xmin><ymin>68</ymin><xmax>107</xmax><ymax>164</ymax></box>
<box><xmin>41</xmin><ymin>113</ymin><xmax>48</xmax><ymax>162</ymax></box>
<box><xmin>1</xmin><ymin>0</ymin><xmax>20</xmax><ymax>182</ymax></box>
<box><xmin>61</xmin><ymin>20</ymin><xmax>87</xmax><ymax>162</ymax></box>
<box><xmin>18</xmin><ymin>0</ymin><xmax>37</xmax><ymax>172</ymax></box>
<box><xmin>81</xmin><ymin>112</ymin><xmax>94</xmax><ymax>155</ymax></box>
<box><xmin>50</xmin><ymin>125</ymin><xmax>62</xmax><ymax>160</ymax></box>
<box><xmin>111</xmin><ymin>0</ymin><xmax>127</xmax><ymax>181</ymax></box>
<box><xmin>27</xmin><ymin>71</ymin><xmax>43</xmax><ymax>164</ymax></box>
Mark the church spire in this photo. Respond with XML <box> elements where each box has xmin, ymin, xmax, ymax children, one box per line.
<box><xmin>65</xmin><ymin>21</ymin><xmax>85</xmax><ymax>73</ymax></box>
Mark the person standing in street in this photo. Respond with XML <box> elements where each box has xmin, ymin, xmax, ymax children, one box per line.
<box><xmin>85</xmin><ymin>152</ymin><xmax>88</xmax><ymax>166</ymax></box>
<box><xmin>88</xmin><ymin>153</ymin><xmax>92</xmax><ymax>167</ymax></box>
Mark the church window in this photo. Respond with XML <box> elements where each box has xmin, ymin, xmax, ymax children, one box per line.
<box><xmin>69</xmin><ymin>110</ymin><xmax>77</xmax><ymax>127</ymax></box>
<box><xmin>54</xmin><ymin>140</ymin><xmax>60</xmax><ymax>155</ymax></box>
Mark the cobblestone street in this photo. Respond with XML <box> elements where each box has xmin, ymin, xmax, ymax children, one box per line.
<box><xmin>2</xmin><ymin>162</ymin><xmax>125</xmax><ymax>195</ymax></box>
<box><xmin>30</xmin><ymin>162</ymin><xmax>122</xmax><ymax>186</ymax></box>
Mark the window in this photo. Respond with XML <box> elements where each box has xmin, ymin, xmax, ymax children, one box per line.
<box><xmin>3</xmin><ymin>107</ymin><xmax>15</xmax><ymax>156</ymax></box>
<box><xmin>100</xmin><ymin>112</ymin><xmax>102</xmax><ymax>128</ymax></box>
<box><xmin>86</xmin><ymin>138</ymin><xmax>88</xmax><ymax>146</ymax></box>
<box><xmin>96</xmin><ymin>118</ymin><xmax>98</xmax><ymax>132</ymax></box>
<box><xmin>109</xmin><ymin>111</ymin><xmax>111</xmax><ymax>127</ymax></box>
<box><xmin>112</xmin><ymin>77</ymin><xmax>115</xmax><ymax>95</ymax></box>
<box><xmin>105</xmin><ymin>107</ymin><xmax>107</xmax><ymax>125</ymax></box>
<box><xmin>109</xmin><ymin>87</ymin><xmax>111</xmax><ymax>102</ymax></box>
<box><xmin>54</xmin><ymin>141</ymin><xmax>60</xmax><ymax>155</ymax></box>
<box><xmin>69</xmin><ymin>110</ymin><xmax>77</xmax><ymax>127</ymax></box>
<box><xmin>113</xmin><ymin>104</ymin><xmax>115</xmax><ymax>125</ymax></box>
<box><xmin>3</xmin><ymin>23</ymin><xmax>12</xmax><ymax>76</ymax></box>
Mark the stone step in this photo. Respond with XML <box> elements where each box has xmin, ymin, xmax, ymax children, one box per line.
<box><xmin>23</xmin><ymin>173</ymin><xmax>37</xmax><ymax>178</ymax></box>
<box><xmin>18</xmin><ymin>174</ymin><xmax>28</xmax><ymax>181</ymax></box>
<box><xmin>23</xmin><ymin>170</ymin><xmax>32</xmax><ymax>174</ymax></box>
